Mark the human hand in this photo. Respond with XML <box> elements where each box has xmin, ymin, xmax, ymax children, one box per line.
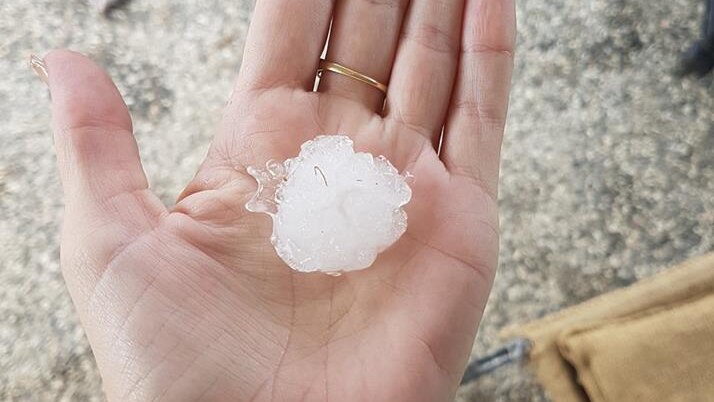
<box><xmin>41</xmin><ymin>0</ymin><xmax>515</xmax><ymax>400</ymax></box>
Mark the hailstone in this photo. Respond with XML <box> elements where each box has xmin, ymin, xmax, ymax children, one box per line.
<box><xmin>246</xmin><ymin>135</ymin><xmax>412</xmax><ymax>274</ymax></box>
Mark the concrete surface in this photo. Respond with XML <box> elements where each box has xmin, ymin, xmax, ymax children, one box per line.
<box><xmin>1</xmin><ymin>1</ymin><xmax>713</xmax><ymax>401</ymax></box>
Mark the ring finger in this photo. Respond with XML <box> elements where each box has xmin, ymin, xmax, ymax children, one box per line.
<box><xmin>318</xmin><ymin>0</ymin><xmax>410</xmax><ymax>112</ymax></box>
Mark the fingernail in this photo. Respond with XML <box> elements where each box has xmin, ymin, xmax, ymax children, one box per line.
<box><xmin>29</xmin><ymin>54</ymin><xmax>49</xmax><ymax>85</ymax></box>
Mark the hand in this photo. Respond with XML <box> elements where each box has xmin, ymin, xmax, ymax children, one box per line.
<box><xmin>44</xmin><ymin>0</ymin><xmax>515</xmax><ymax>400</ymax></box>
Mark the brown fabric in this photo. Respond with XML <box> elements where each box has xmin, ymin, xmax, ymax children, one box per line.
<box><xmin>558</xmin><ymin>293</ymin><xmax>714</xmax><ymax>402</ymax></box>
<box><xmin>501</xmin><ymin>252</ymin><xmax>714</xmax><ymax>402</ymax></box>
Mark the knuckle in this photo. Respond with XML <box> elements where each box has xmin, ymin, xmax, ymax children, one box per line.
<box><xmin>402</xmin><ymin>21</ymin><xmax>459</xmax><ymax>55</ymax></box>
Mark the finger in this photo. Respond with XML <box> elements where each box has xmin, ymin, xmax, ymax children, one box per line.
<box><xmin>44</xmin><ymin>50</ymin><xmax>165</xmax><ymax>276</ymax></box>
<box><xmin>319</xmin><ymin>0</ymin><xmax>409</xmax><ymax>111</ymax></box>
<box><xmin>441</xmin><ymin>0</ymin><xmax>516</xmax><ymax>199</ymax></box>
<box><xmin>237</xmin><ymin>0</ymin><xmax>335</xmax><ymax>91</ymax></box>
<box><xmin>384</xmin><ymin>0</ymin><xmax>466</xmax><ymax>142</ymax></box>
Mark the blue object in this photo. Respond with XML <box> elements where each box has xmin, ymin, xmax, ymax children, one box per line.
<box><xmin>677</xmin><ymin>0</ymin><xmax>714</xmax><ymax>76</ymax></box>
<box><xmin>460</xmin><ymin>338</ymin><xmax>532</xmax><ymax>385</ymax></box>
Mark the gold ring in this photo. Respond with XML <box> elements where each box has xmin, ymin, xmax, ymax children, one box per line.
<box><xmin>317</xmin><ymin>60</ymin><xmax>388</xmax><ymax>94</ymax></box>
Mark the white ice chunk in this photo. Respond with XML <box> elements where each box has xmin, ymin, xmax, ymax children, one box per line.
<box><xmin>246</xmin><ymin>135</ymin><xmax>412</xmax><ymax>274</ymax></box>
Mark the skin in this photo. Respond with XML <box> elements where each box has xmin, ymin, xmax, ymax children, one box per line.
<box><xmin>43</xmin><ymin>0</ymin><xmax>515</xmax><ymax>400</ymax></box>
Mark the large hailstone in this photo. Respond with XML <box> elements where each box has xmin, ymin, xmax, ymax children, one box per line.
<box><xmin>246</xmin><ymin>135</ymin><xmax>412</xmax><ymax>274</ymax></box>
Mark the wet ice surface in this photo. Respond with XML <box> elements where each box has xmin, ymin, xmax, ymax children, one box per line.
<box><xmin>246</xmin><ymin>135</ymin><xmax>412</xmax><ymax>274</ymax></box>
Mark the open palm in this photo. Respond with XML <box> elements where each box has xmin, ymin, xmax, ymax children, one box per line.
<box><xmin>44</xmin><ymin>0</ymin><xmax>514</xmax><ymax>401</ymax></box>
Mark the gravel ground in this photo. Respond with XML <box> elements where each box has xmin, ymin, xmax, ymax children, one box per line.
<box><xmin>1</xmin><ymin>1</ymin><xmax>713</xmax><ymax>401</ymax></box>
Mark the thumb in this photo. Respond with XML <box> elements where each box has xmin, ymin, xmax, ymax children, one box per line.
<box><xmin>39</xmin><ymin>50</ymin><xmax>166</xmax><ymax>288</ymax></box>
